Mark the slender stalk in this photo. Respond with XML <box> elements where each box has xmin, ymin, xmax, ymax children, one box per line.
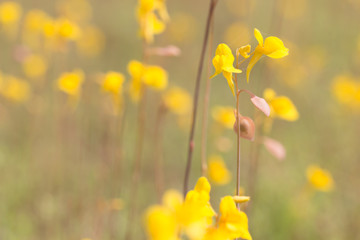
<box><xmin>234</xmin><ymin>53</ymin><xmax>241</xmax><ymax>211</ymax></box>
<box><xmin>183</xmin><ymin>0</ymin><xmax>219</xmax><ymax>197</ymax></box>
<box><xmin>153</xmin><ymin>102</ymin><xmax>167</xmax><ymax>201</ymax></box>
<box><xmin>200</xmin><ymin>16</ymin><xmax>215</xmax><ymax>176</ymax></box>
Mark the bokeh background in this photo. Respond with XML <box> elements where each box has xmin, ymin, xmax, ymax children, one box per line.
<box><xmin>1</xmin><ymin>0</ymin><xmax>360</xmax><ymax>239</ymax></box>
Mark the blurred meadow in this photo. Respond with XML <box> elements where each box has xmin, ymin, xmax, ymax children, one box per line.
<box><xmin>0</xmin><ymin>0</ymin><xmax>360</xmax><ymax>239</ymax></box>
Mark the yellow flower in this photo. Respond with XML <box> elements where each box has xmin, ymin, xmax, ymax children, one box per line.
<box><xmin>207</xmin><ymin>155</ymin><xmax>231</xmax><ymax>185</ymax></box>
<box><xmin>23</xmin><ymin>9</ymin><xmax>49</xmax><ymax>33</ymax></box>
<box><xmin>263</xmin><ymin>88</ymin><xmax>299</xmax><ymax>121</ymax></box>
<box><xmin>136</xmin><ymin>0</ymin><xmax>167</xmax><ymax>43</ymax></box>
<box><xmin>56</xmin><ymin>18</ymin><xmax>81</xmax><ymax>40</ymax></box>
<box><xmin>102</xmin><ymin>71</ymin><xmax>125</xmax><ymax>95</ymax></box>
<box><xmin>211</xmin><ymin>43</ymin><xmax>242</xmax><ymax>95</ymax></box>
<box><xmin>57</xmin><ymin>69</ymin><xmax>85</xmax><ymax>96</ymax></box>
<box><xmin>57</xmin><ymin>0</ymin><xmax>92</xmax><ymax>24</ymax></box>
<box><xmin>76</xmin><ymin>25</ymin><xmax>105</xmax><ymax>57</ymax></box>
<box><xmin>146</xmin><ymin>205</ymin><xmax>179</xmax><ymax>240</ymax></box>
<box><xmin>306</xmin><ymin>165</ymin><xmax>334</xmax><ymax>192</ymax></box>
<box><xmin>217</xmin><ymin>196</ymin><xmax>252</xmax><ymax>240</ymax></box>
<box><xmin>128</xmin><ymin>60</ymin><xmax>145</xmax><ymax>102</ymax></box>
<box><xmin>163</xmin><ymin>87</ymin><xmax>192</xmax><ymax>115</ymax></box>
<box><xmin>143</xmin><ymin>66</ymin><xmax>168</xmax><ymax>90</ymax></box>
<box><xmin>238</xmin><ymin>44</ymin><xmax>251</xmax><ymax>59</ymax></box>
<box><xmin>332</xmin><ymin>75</ymin><xmax>360</xmax><ymax>110</ymax></box>
<box><xmin>212</xmin><ymin>106</ymin><xmax>235</xmax><ymax>129</ymax></box>
<box><xmin>1</xmin><ymin>75</ymin><xmax>31</xmax><ymax>103</ymax></box>
<box><xmin>247</xmin><ymin>28</ymin><xmax>289</xmax><ymax>82</ymax></box>
<box><xmin>22</xmin><ymin>54</ymin><xmax>48</xmax><ymax>79</ymax></box>
<box><xmin>0</xmin><ymin>1</ymin><xmax>22</xmax><ymax>25</ymax></box>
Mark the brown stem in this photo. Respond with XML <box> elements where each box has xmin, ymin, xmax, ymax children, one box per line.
<box><xmin>200</xmin><ymin>15</ymin><xmax>215</xmax><ymax>176</ymax></box>
<box><xmin>183</xmin><ymin>0</ymin><xmax>219</xmax><ymax>197</ymax></box>
<box><xmin>153</xmin><ymin>102</ymin><xmax>167</xmax><ymax>201</ymax></box>
<box><xmin>234</xmin><ymin>52</ymin><xmax>241</xmax><ymax>211</ymax></box>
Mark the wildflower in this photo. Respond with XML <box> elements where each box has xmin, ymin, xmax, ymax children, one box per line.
<box><xmin>1</xmin><ymin>75</ymin><xmax>31</xmax><ymax>103</ymax></box>
<box><xmin>22</xmin><ymin>54</ymin><xmax>48</xmax><ymax>79</ymax></box>
<box><xmin>102</xmin><ymin>71</ymin><xmax>125</xmax><ymax>96</ymax></box>
<box><xmin>23</xmin><ymin>9</ymin><xmax>49</xmax><ymax>33</ymax></box>
<box><xmin>306</xmin><ymin>165</ymin><xmax>334</xmax><ymax>192</ymax></box>
<box><xmin>57</xmin><ymin>69</ymin><xmax>85</xmax><ymax>97</ymax></box>
<box><xmin>128</xmin><ymin>60</ymin><xmax>168</xmax><ymax>102</ymax></box>
<box><xmin>223</xmin><ymin>22</ymin><xmax>250</xmax><ymax>49</ymax></box>
<box><xmin>332</xmin><ymin>75</ymin><xmax>360</xmax><ymax>110</ymax></box>
<box><xmin>217</xmin><ymin>196</ymin><xmax>252</xmax><ymax>240</ymax></box>
<box><xmin>76</xmin><ymin>25</ymin><xmax>105</xmax><ymax>57</ymax></box>
<box><xmin>56</xmin><ymin>18</ymin><xmax>81</xmax><ymax>40</ymax></box>
<box><xmin>212</xmin><ymin>106</ymin><xmax>235</xmax><ymax>129</ymax></box>
<box><xmin>238</xmin><ymin>44</ymin><xmax>251</xmax><ymax>59</ymax></box>
<box><xmin>163</xmin><ymin>87</ymin><xmax>191</xmax><ymax>115</ymax></box>
<box><xmin>207</xmin><ymin>155</ymin><xmax>231</xmax><ymax>185</ymax></box>
<box><xmin>247</xmin><ymin>28</ymin><xmax>289</xmax><ymax>82</ymax></box>
<box><xmin>263</xmin><ymin>88</ymin><xmax>299</xmax><ymax>121</ymax></box>
<box><xmin>0</xmin><ymin>1</ymin><xmax>22</xmax><ymax>26</ymax></box>
<box><xmin>211</xmin><ymin>43</ymin><xmax>242</xmax><ymax>95</ymax></box>
<box><xmin>56</xmin><ymin>0</ymin><xmax>92</xmax><ymax>24</ymax></box>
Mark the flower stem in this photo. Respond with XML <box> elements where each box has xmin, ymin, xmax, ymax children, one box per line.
<box><xmin>200</xmin><ymin>15</ymin><xmax>215</xmax><ymax>176</ymax></box>
<box><xmin>234</xmin><ymin>53</ymin><xmax>241</xmax><ymax>210</ymax></box>
<box><xmin>183</xmin><ymin>0</ymin><xmax>218</xmax><ymax>197</ymax></box>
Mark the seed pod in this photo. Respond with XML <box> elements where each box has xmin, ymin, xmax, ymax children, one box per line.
<box><xmin>233</xmin><ymin>114</ymin><xmax>255</xmax><ymax>141</ymax></box>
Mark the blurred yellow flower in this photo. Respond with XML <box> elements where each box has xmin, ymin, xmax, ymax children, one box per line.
<box><xmin>146</xmin><ymin>205</ymin><xmax>178</xmax><ymax>240</ymax></box>
<box><xmin>137</xmin><ymin>0</ymin><xmax>167</xmax><ymax>43</ymax></box>
<box><xmin>56</xmin><ymin>18</ymin><xmax>81</xmax><ymax>40</ymax></box>
<box><xmin>207</xmin><ymin>155</ymin><xmax>231</xmax><ymax>185</ymax></box>
<box><xmin>211</xmin><ymin>43</ymin><xmax>242</xmax><ymax>95</ymax></box>
<box><xmin>212</xmin><ymin>106</ymin><xmax>235</xmax><ymax>129</ymax></box>
<box><xmin>57</xmin><ymin>0</ymin><xmax>92</xmax><ymax>24</ymax></box>
<box><xmin>24</xmin><ymin>9</ymin><xmax>49</xmax><ymax>33</ymax></box>
<box><xmin>22</xmin><ymin>54</ymin><xmax>48</xmax><ymax>79</ymax></box>
<box><xmin>128</xmin><ymin>60</ymin><xmax>145</xmax><ymax>102</ymax></box>
<box><xmin>217</xmin><ymin>196</ymin><xmax>252</xmax><ymax>240</ymax></box>
<box><xmin>264</xmin><ymin>88</ymin><xmax>299</xmax><ymax>121</ymax></box>
<box><xmin>306</xmin><ymin>165</ymin><xmax>334</xmax><ymax>192</ymax></box>
<box><xmin>163</xmin><ymin>87</ymin><xmax>192</xmax><ymax>115</ymax></box>
<box><xmin>76</xmin><ymin>25</ymin><xmax>105</xmax><ymax>57</ymax></box>
<box><xmin>57</xmin><ymin>69</ymin><xmax>85</xmax><ymax>96</ymax></box>
<box><xmin>0</xmin><ymin>1</ymin><xmax>22</xmax><ymax>25</ymax></box>
<box><xmin>332</xmin><ymin>75</ymin><xmax>360</xmax><ymax>110</ymax></box>
<box><xmin>223</xmin><ymin>22</ymin><xmax>251</xmax><ymax>49</ymax></box>
<box><xmin>102</xmin><ymin>71</ymin><xmax>125</xmax><ymax>95</ymax></box>
<box><xmin>247</xmin><ymin>28</ymin><xmax>289</xmax><ymax>82</ymax></box>
<box><xmin>143</xmin><ymin>66</ymin><xmax>168</xmax><ymax>90</ymax></box>
<box><xmin>1</xmin><ymin>75</ymin><xmax>31</xmax><ymax>103</ymax></box>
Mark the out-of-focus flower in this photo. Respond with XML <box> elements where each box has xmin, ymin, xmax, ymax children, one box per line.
<box><xmin>223</xmin><ymin>22</ymin><xmax>250</xmax><ymax>49</ymax></box>
<box><xmin>1</xmin><ymin>75</ymin><xmax>31</xmax><ymax>103</ymax></box>
<box><xmin>109</xmin><ymin>198</ymin><xmax>124</xmax><ymax>211</ymax></box>
<box><xmin>102</xmin><ymin>71</ymin><xmax>125</xmax><ymax>96</ymax></box>
<box><xmin>163</xmin><ymin>87</ymin><xmax>192</xmax><ymax>115</ymax></box>
<box><xmin>212</xmin><ymin>106</ymin><xmax>235</xmax><ymax>129</ymax></box>
<box><xmin>167</xmin><ymin>13</ymin><xmax>197</xmax><ymax>43</ymax></box>
<box><xmin>22</xmin><ymin>54</ymin><xmax>48</xmax><ymax>79</ymax></box>
<box><xmin>57</xmin><ymin>0</ymin><xmax>92</xmax><ymax>24</ymax></box>
<box><xmin>211</xmin><ymin>43</ymin><xmax>242</xmax><ymax>95</ymax></box>
<box><xmin>22</xmin><ymin>9</ymin><xmax>50</xmax><ymax>49</ymax></box>
<box><xmin>247</xmin><ymin>28</ymin><xmax>289</xmax><ymax>82</ymax></box>
<box><xmin>0</xmin><ymin>1</ymin><xmax>22</xmax><ymax>38</ymax></box>
<box><xmin>277</xmin><ymin>0</ymin><xmax>308</xmax><ymax>20</ymax></box>
<box><xmin>76</xmin><ymin>25</ymin><xmax>105</xmax><ymax>57</ymax></box>
<box><xmin>128</xmin><ymin>60</ymin><xmax>168</xmax><ymax>102</ymax></box>
<box><xmin>306</xmin><ymin>165</ymin><xmax>334</xmax><ymax>192</ymax></box>
<box><xmin>332</xmin><ymin>75</ymin><xmax>360</xmax><ymax>110</ymax></box>
<box><xmin>263</xmin><ymin>88</ymin><xmax>299</xmax><ymax>121</ymax></box>
<box><xmin>56</xmin><ymin>18</ymin><xmax>81</xmax><ymax>40</ymax></box>
<box><xmin>136</xmin><ymin>0</ymin><xmax>168</xmax><ymax>43</ymax></box>
<box><xmin>207</xmin><ymin>155</ymin><xmax>231</xmax><ymax>185</ymax></box>
<box><xmin>57</xmin><ymin>69</ymin><xmax>85</xmax><ymax>97</ymax></box>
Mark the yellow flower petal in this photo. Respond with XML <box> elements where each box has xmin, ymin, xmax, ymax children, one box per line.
<box><xmin>246</xmin><ymin>50</ymin><xmax>263</xmax><ymax>83</ymax></box>
<box><xmin>271</xmin><ymin>96</ymin><xmax>299</xmax><ymax>121</ymax></box>
<box><xmin>263</xmin><ymin>36</ymin><xmax>289</xmax><ymax>58</ymax></box>
<box><xmin>194</xmin><ymin>177</ymin><xmax>211</xmax><ymax>194</ymax></box>
<box><xmin>254</xmin><ymin>28</ymin><xmax>263</xmax><ymax>46</ymax></box>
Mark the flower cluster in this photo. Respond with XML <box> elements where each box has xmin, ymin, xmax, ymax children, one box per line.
<box><xmin>145</xmin><ymin>177</ymin><xmax>251</xmax><ymax>240</ymax></box>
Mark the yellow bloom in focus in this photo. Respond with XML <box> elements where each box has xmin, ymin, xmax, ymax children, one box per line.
<box><xmin>211</xmin><ymin>43</ymin><xmax>242</xmax><ymax>95</ymax></box>
<box><xmin>76</xmin><ymin>25</ymin><xmax>105</xmax><ymax>57</ymax></box>
<box><xmin>332</xmin><ymin>75</ymin><xmax>360</xmax><ymax>110</ymax></box>
<box><xmin>0</xmin><ymin>1</ymin><xmax>22</xmax><ymax>25</ymax></box>
<box><xmin>22</xmin><ymin>54</ymin><xmax>48</xmax><ymax>79</ymax></box>
<box><xmin>163</xmin><ymin>87</ymin><xmax>192</xmax><ymax>115</ymax></box>
<box><xmin>102</xmin><ymin>72</ymin><xmax>125</xmax><ymax>95</ymax></box>
<box><xmin>306</xmin><ymin>165</ymin><xmax>334</xmax><ymax>192</ymax></box>
<box><xmin>57</xmin><ymin>69</ymin><xmax>85</xmax><ymax>96</ymax></box>
<box><xmin>264</xmin><ymin>88</ymin><xmax>299</xmax><ymax>121</ymax></box>
<box><xmin>1</xmin><ymin>75</ymin><xmax>31</xmax><ymax>103</ymax></box>
<box><xmin>207</xmin><ymin>155</ymin><xmax>231</xmax><ymax>185</ymax></box>
<box><xmin>247</xmin><ymin>28</ymin><xmax>289</xmax><ymax>82</ymax></box>
<box><xmin>217</xmin><ymin>196</ymin><xmax>252</xmax><ymax>240</ymax></box>
<box><xmin>212</xmin><ymin>106</ymin><xmax>235</xmax><ymax>129</ymax></box>
<box><xmin>238</xmin><ymin>44</ymin><xmax>251</xmax><ymax>59</ymax></box>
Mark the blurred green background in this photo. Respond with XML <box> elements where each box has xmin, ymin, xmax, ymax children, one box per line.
<box><xmin>0</xmin><ymin>0</ymin><xmax>360</xmax><ymax>239</ymax></box>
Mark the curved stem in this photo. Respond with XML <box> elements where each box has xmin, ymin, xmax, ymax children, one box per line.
<box><xmin>183</xmin><ymin>0</ymin><xmax>219</xmax><ymax>197</ymax></box>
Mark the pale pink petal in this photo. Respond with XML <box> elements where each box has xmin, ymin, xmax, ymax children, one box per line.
<box><xmin>13</xmin><ymin>45</ymin><xmax>31</xmax><ymax>63</ymax></box>
<box><xmin>147</xmin><ymin>45</ymin><xmax>181</xmax><ymax>57</ymax></box>
<box><xmin>251</xmin><ymin>96</ymin><xmax>271</xmax><ymax>116</ymax></box>
<box><xmin>263</xmin><ymin>137</ymin><xmax>286</xmax><ymax>161</ymax></box>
